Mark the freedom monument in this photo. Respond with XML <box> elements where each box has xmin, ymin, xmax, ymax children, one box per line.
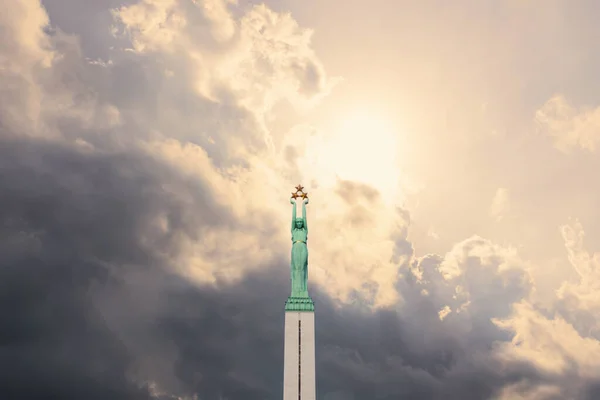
<box><xmin>283</xmin><ymin>184</ymin><xmax>316</xmax><ymax>400</ymax></box>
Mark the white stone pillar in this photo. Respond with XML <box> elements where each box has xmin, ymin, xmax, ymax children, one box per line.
<box><xmin>283</xmin><ymin>311</ymin><xmax>299</xmax><ymax>400</ymax></box>
<box><xmin>300</xmin><ymin>311</ymin><xmax>316</xmax><ymax>400</ymax></box>
<box><xmin>283</xmin><ymin>311</ymin><xmax>316</xmax><ymax>400</ymax></box>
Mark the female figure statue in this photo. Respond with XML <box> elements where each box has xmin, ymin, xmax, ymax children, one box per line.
<box><xmin>290</xmin><ymin>196</ymin><xmax>309</xmax><ymax>297</ymax></box>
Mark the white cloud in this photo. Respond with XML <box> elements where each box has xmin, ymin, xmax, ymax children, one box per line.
<box><xmin>427</xmin><ymin>227</ymin><xmax>440</xmax><ymax>240</ymax></box>
<box><xmin>396</xmin><ymin>236</ymin><xmax>533</xmax><ymax>351</ymax></box>
<box><xmin>490</xmin><ymin>220</ymin><xmax>600</xmax><ymax>397</ymax></box>
<box><xmin>556</xmin><ymin>219</ymin><xmax>600</xmax><ymax>339</ymax></box>
<box><xmin>439</xmin><ymin>236</ymin><xmax>532</xmax><ymax>307</ymax></box>
<box><xmin>494</xmin><ymin>301</ymin><xmax>600</xmax><ymax>381</ymax></box>
<box><xmin>490</xmin><ymin>187</ymin><xmax>509</xmax><ymax>221</ymax></box>
<box><xmin>535</xmin><ymin>94</ymin><xmax>600</xmax><ymax>153</ymax></box>
<box><xmin>113</xmin><ymin>0</ymin><xmax>185</xmax><ymax>53</ymax></box>
<box><xmin>112</xmin><ymin>0</ymin><xmax>338</xmax><ymax>115</ymax></box>
<box><xmin>0</xmin><ymin>0</ymin><xmax>54</xmax><ymax>135</ymax></box>
<box><xmin>438</xmin><ymin>305</ymin><xmax>451</xmax><ymax>320</ymax></box>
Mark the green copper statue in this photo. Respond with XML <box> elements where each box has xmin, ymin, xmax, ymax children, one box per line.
<box><xmin>290</xmin><ymin>185</ymin><xmax>309</xmax><ymax>297</ymax></box>
<box><xmin>285</xmin><ymin>184</ymin><xmax>314</xmax><ymax>312</ymax></box>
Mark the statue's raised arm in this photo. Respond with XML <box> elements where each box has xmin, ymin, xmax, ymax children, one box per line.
<box><xmin>302</xmin><ymin>197</ymin><xmax>308</xmax><ymax>233</ymax></box>
<box><xmin>290</xmin><ymin>197</ymin><xmax>297</xmax><ymax>233</ymax></box>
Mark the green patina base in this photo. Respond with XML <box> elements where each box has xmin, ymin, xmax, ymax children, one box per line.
<box><xmin>285</xmin><ymin>296</ymin><xmax>315</xmax><ymax>312</ymax></box>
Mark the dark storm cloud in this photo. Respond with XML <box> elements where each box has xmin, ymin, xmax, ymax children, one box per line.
<box><xmin>0</xmin><ymin>137</ymin><xmax>178</xmax><ymax>399</ymax></box>
<box><xmin>0</xmin><ymin>134</ymin><xmax>549</xmax><ymax>400</ymax></box>
<box><xmin>0</xmin><ymin>133</ymin><xmax>286</xmax><ymax>399</ymax></box>
<box><xmin>1</xmin><ymin>137</ymin><xmax>599</xmax><ymax>399</ymax></box>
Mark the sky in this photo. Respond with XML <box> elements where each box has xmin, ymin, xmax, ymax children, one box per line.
<box><xmin>2</xmin><ymin>0</ymin><xmax>600</xmax><ymax>399</ymax></box>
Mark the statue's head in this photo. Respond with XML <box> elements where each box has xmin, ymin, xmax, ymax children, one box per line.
<box><xmin>295</xmin><ymin>218</ymin><xmax>304</xmax><ymax>229</ymax></box>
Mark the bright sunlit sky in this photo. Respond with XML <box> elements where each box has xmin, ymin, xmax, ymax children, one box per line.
<box><xmin>3</xmin><ymin>0</ymin><xmax>600</xmax><ymax>398</ymax></box>
<box><xmin>260</xmin><ymin>0</ymin><xmax>600</xmax><ymax>302</ymax></box>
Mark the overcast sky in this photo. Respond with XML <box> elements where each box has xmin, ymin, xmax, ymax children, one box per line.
<box><xmin>2</xmin><ymin>0</ymin><xmax>600</xmax><ymax>399</ymax></box>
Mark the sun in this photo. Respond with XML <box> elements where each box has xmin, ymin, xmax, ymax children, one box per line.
<box><xmin>314</xmin><ymin>112</ymin><xmax>401</xmax><ymax>200</ymax></box>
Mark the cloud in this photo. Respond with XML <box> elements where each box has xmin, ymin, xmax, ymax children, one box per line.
<box><xmin>0</xmin><ymin>137</ymin><xmax>168</xmax><ymax>399</ymax></box>
<box><xmin>495</xmin><ymin>383</ymin><xmax>564</xmax><ymax>400</ymax></box>
<box><xmin>555</xmin><ymin>220</ymin><xmax>600</xmax><ymax>339</ymax></box>
<box><xmin>490</xmin><ymin>187</ymin><xmax>510</xmax><ymax>222</ymax></box>
<box><xmin>491</xmin><ymin>219</ymin><xmax>600</xmax><ymax>399</ymax></box>
<box><xmin>535</xmin><ymin>95</ymin><xmax>600</xmax><ymax>153</ymax></box>
<box><xmin>0</xmin><ymin>136</ymin><xmax>549</xmax><ymax>399</ymax></box>
<box><xmin>334</xmin><ymin>179</ymin><xmax>381</xmax><ymax>206</ymax></box>
<box><xmin>0</xmin><ymin>0</ymin><xmax>54</xmax><ymax>136</ymax></box>
<box><xmin>2</xmin><ymin>0</ymin><xmax>600</xmax><ymax>399</ymax></box>
<box><xmin>112</xmin><ymin>0</ymin><xmax>337</xmax><ymax>114</ymax></box>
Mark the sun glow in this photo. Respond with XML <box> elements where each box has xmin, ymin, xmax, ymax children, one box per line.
<box><xmin>314</xmin><ymin>112</ymin><xmax>401</xmax><ymax>199</ymax></box>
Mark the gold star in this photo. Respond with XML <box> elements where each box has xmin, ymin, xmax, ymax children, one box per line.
<box><xmin>295</xmin><ymin>184</ymin><xmax>304</xmax><ymax>192</ymax></box>
<box><xmin>291</xmin><ymin>192</ymin><xmax>298</xmax><ymax>199</ymax></box>
<box><xmin>301</xmin><ymin>192</ymin><xmax>308</xmax><ymax>199</ymax></box>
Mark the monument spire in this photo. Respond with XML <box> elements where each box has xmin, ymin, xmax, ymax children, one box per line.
<box><xmin>283</xmin><ymin>185</ymin><xmax>316</xmax><ymax>400</ymax></box>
